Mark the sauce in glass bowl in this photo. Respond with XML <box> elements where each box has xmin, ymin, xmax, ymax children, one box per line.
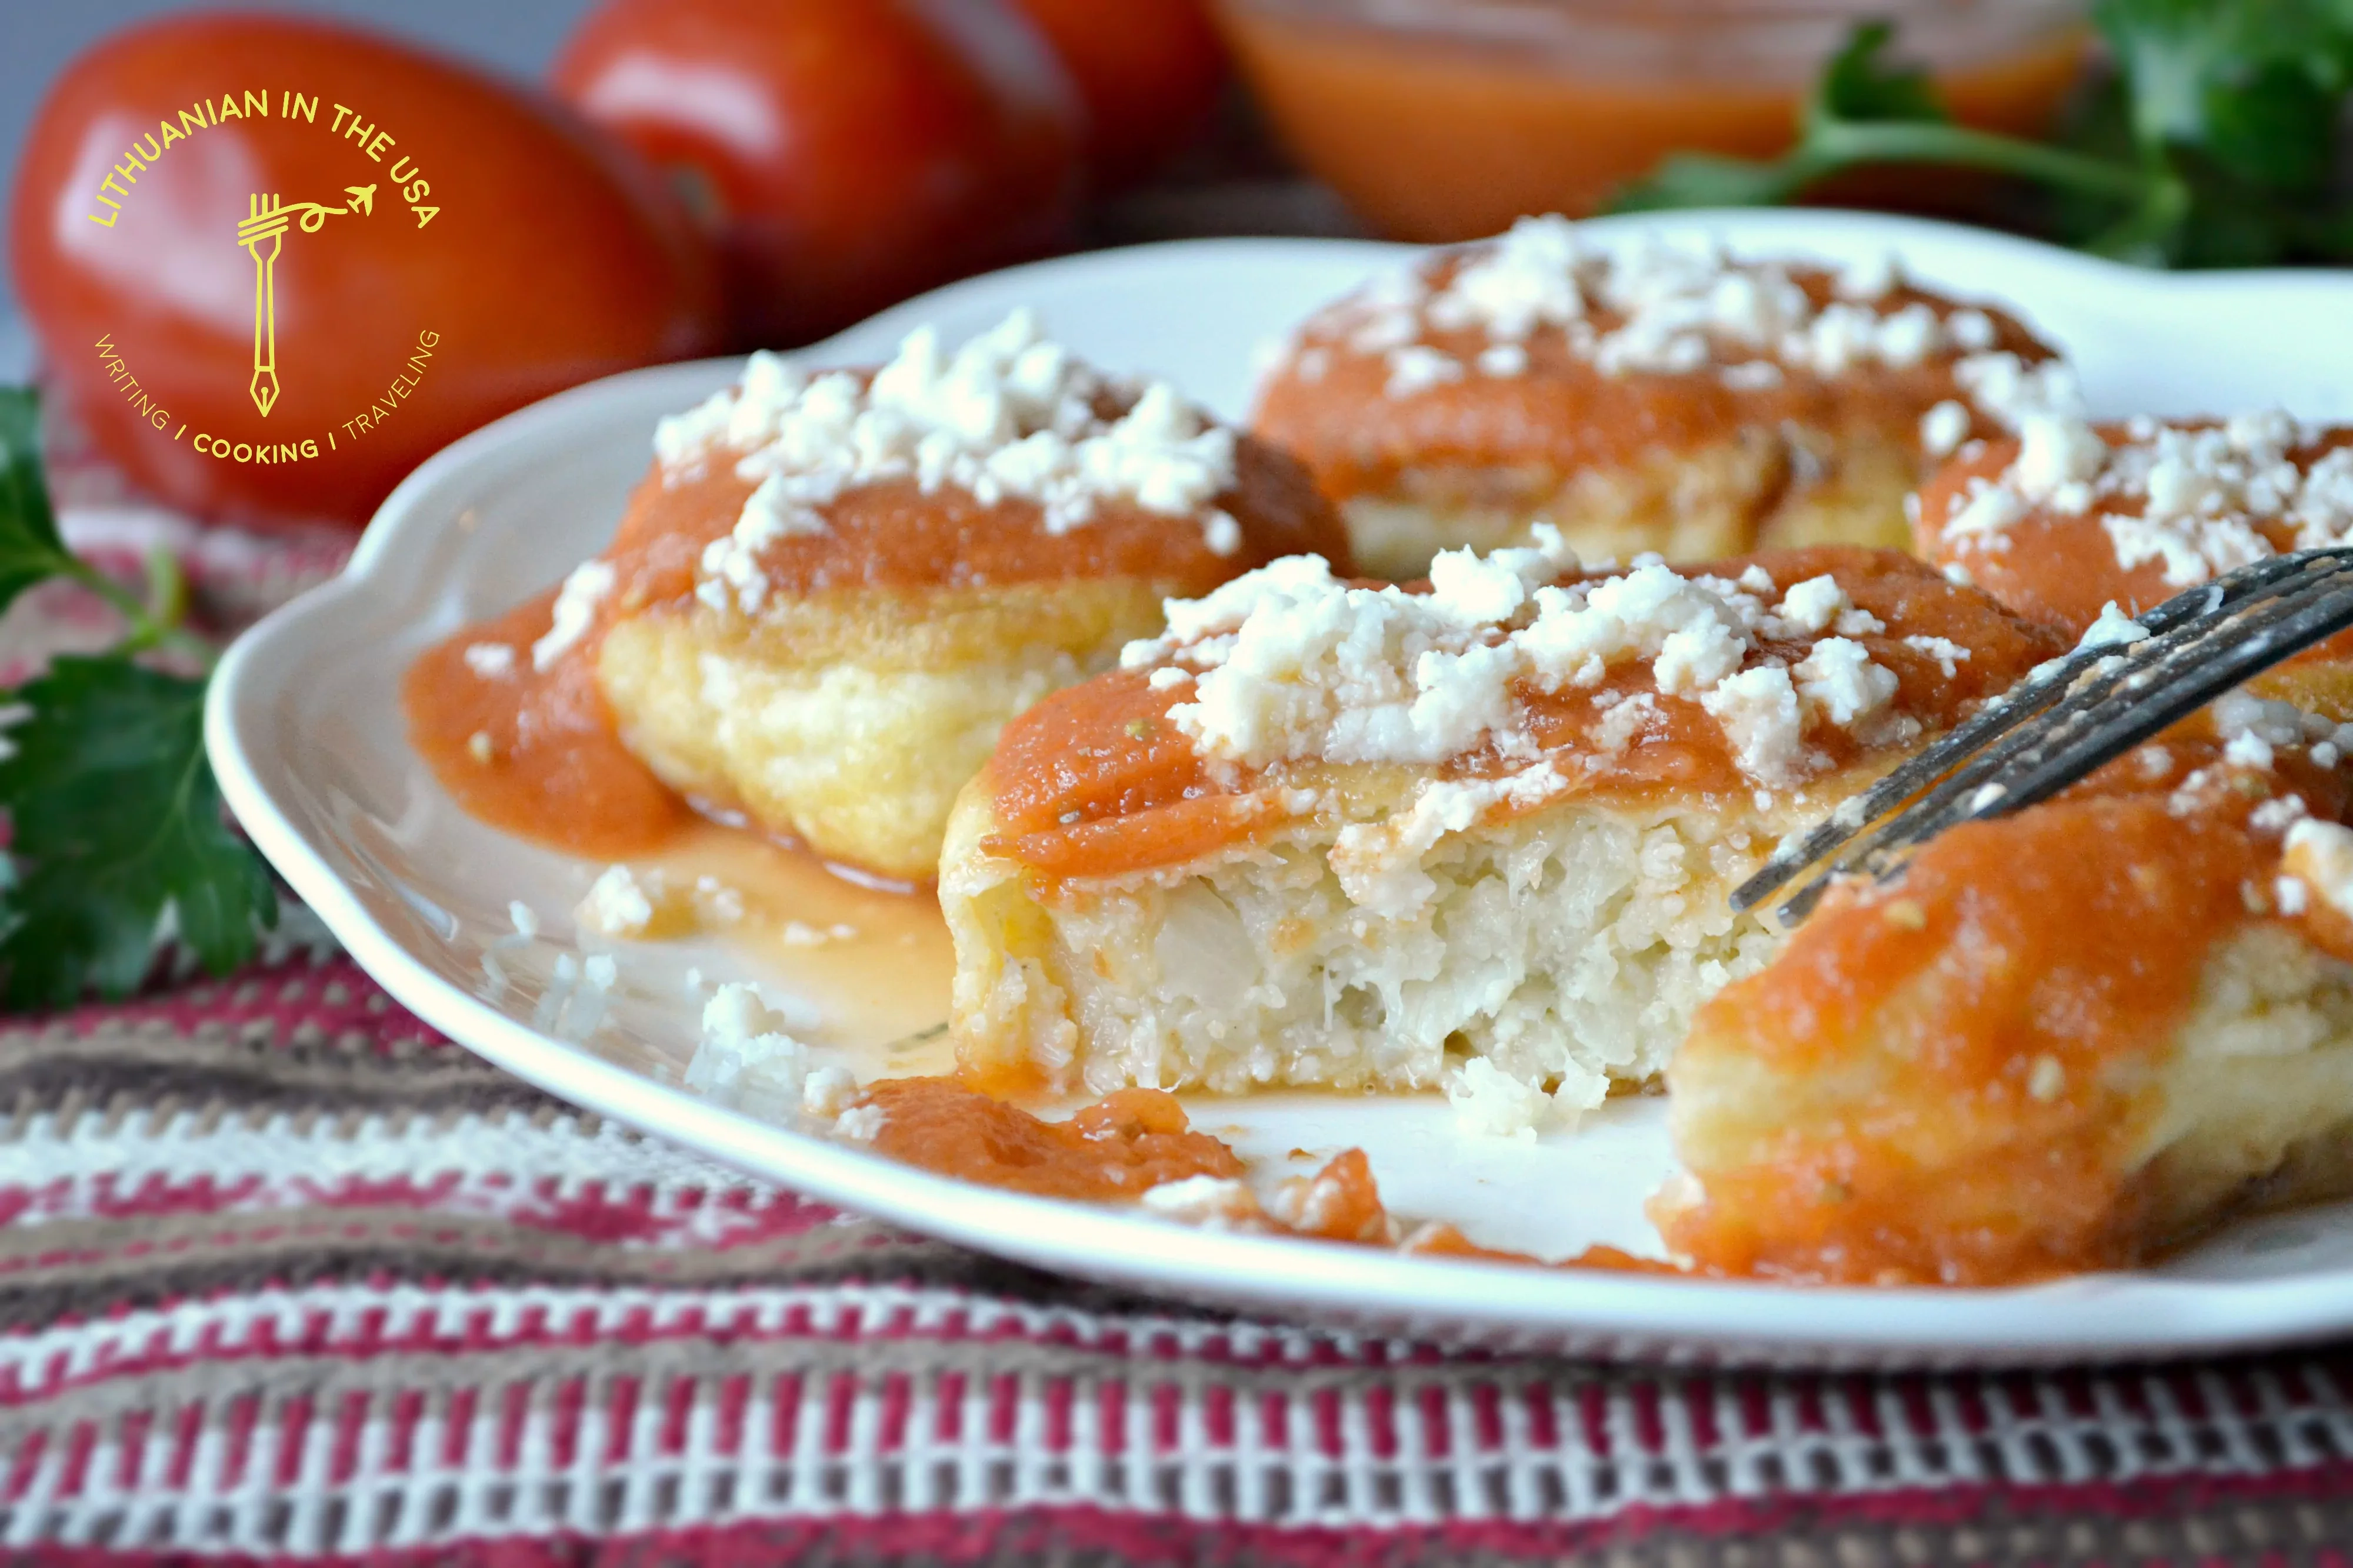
<box><xmin>1214</xmin><ymin>0</ymin><xmax>2089</xmax><ymax>241</ymax></box>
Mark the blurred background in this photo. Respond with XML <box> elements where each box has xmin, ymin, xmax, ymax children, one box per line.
<box><xmin>12</xmin><ymin>0</ymin><xmax>2351</xmax><ymax>533</ymax></box>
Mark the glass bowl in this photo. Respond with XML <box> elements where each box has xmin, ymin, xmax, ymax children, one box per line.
<box><xmin>1213</xmin><ymin>0</ymin><xmax>2092</xmax><ymax>241</ymax></box>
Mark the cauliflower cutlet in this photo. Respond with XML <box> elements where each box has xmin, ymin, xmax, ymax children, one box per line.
<box><xmin>1252</xmin><ymin>215</ymin><xmax>2071</xmax><ymax>581</ymax></box>
<box><xmin>938</xmin><ymin>539</ymin><xmax>2065</xmax><ymax>1133</ymax></box>
<box><xmin>1660</xmin><ymin>705</ymin><xmax>2353</xmax><ymax>1285</ymax></box>
<box><xmin>426</xmin><ymin>311</ymin><xmax>1347</xmax><ymax>882</ymax></box>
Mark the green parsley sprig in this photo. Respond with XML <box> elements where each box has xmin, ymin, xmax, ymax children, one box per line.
<box><xmin>1612</xmin><ymin>1</ymin><xmax>2353</xmax><ymax>267</ymax></box>
<box><xmin>0</xmin><ymin>388</ymin><xmax>276</xmax><ymax>1009</ymax></box>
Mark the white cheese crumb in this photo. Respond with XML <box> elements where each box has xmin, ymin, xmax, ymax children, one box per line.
<box><xmin>1952</xmin><ymin>351</ymin><xmax>2084</xmax><ymax>433</ymax></box>
<box><xmin>683</xmin><ymin>982</ymin><xmax>810</xmax><ymax>1122</ymax></box>
<box><xmin>1837</xmin><ymin>251</ymin><xmax>1899</xmax><ymax>301</ymax></box>
<box><xmin>2012</xmin><ymin>413</ymin><xmax>2108</xmax><ymax>502</ymax></box>
<box><xmin>2285</xmin><ymin>819</ymin><xmax>2353</xmax><ymax>919</ymax></box>
<box><xmin>834</xmin><ymin>1104</ymin><xmax>887</xmax><ymax>1143</ymax></box>
<box><xmin>466</xmin><ymin>731</ymin><xmax>492</xmax><ymax>764</ymax></box>
<box><xmin>2277</xmin><ymin>875</ymin><xmax>2311</xmax><ymax>915</ymax></box>
<box><xmin>1945</xmin><ymin>482</ymin><xmax>2027</xmax><ymax>543</ymax></box>
<box><xmin>691</xmin><ymin>875</ymin><xmax>747</xmax><ymax>926</ymax></box>
<box><xmin>506</xmin><ymin>901</ymin><xmax>539</xmax><ymax>940</ymax></box>
<box><xmin>1475</xmin><ymin>343</ymin><xmax>1529</xmax><ymax>378</ymax></box>
<box><xmin>2252</xmin><ymin>795</ymin><xmax>2309</xmax><ymax>833</ymax></box>
<box><xmin>1947</xmin><ymin>309</ymin><xmax>1998</xmax><ymax>351</ymax></box>
<box><xmin>1770</xmin><ymin>575</ymin><xmax>1851</xmax><ymax>635</ymax></box>
<box><xmin>1202</xmin><ymin>510</ymin><xmax>1242</xmax><ymax>556</ymax></box>
<box><xmin>1793</xmin><ymin>638</ymin><xmax>1899</xmax><ymax>726</ymax></box>
<box><xmin>2224</xmin><ymin>732</ymin><xmax>2276</xmax><ymax>770</ymax></box>
<box><xmin>1139</xmin><ymin>1175</ymin><xmax>1262</xmax><ymax>1228</ymax></box>
<box><xmin>2077</xmin><ymin>602</ymin><xmax>2151</xmax><ymax>651</ymax></box>
<box><xmin>2027</xmin><ymin>1055</ymin><xmax>2065</xmax><ymax>1102</ymax></box>
<box><xmin>463</xmin><ymin>643</ymin><xmax>516</xmax><ymax>679</ymax></box>
<box><xmin>1920</xmin><ymin>399</ymin><xmax>1971</xmax><ymax>458</ymax></box>
<box><xmin>1700</xmin><ymin>665</ymin><xmax>1807</xmax><ymax>786</ymax></box>
<box><xmin>1902</xmin><ymin>635</ymin><xmax>1971</xmax><ymax>678</ymax></box>
<box><xmin>2212</xmin><ymin>692</ymin><xmax>2307</xmax><ymax>772</ymax></box>
<box><xmin>531</xmin><ymin>561</ymin><xmax>615</xmax><ymax>671</ymax></box>
<box><xmin>1384</xmin><ymin>345</ymin><xmax>1464</xmax><ymax>398</ymax></box>
<box><xmin>578</xmin><ymin>864</ymin><xmax>656</xmax><ymax>938</ymax></box>
<box><xmin>800</xmin><ymin>1065</ymin><xmax>859</xmax><ymax>1122</ymax></box>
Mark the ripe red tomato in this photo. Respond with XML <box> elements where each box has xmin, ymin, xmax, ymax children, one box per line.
<box><xmin>552</xmin><ymin>0</ymin><xmax>1085</xmax><ymax>348</ymax></box>
<box><xmin>1008</xmin><ymin>0</ymin><xmax>1228</xmax><ymax>190</ymax></box>
<box><xmin>8</xmin><ymin>14</ymin><xmax>719</xmax><ymax>531</ymax></box>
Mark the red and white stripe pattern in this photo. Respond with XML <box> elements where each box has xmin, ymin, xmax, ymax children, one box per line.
<box><xmin>8</xmin><ymin>1273</ymin><xmax>2353</xmax><ymax>1557</ymax></box>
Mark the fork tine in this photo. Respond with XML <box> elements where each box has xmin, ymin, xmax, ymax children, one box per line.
<box><xmin>1733</xmin><ymin>546</ymin><xmax>2353</xmax><ymax>919</ymax></box>
<box><xmin>1736</xmin><ymin>552</ymin><xmax>2339</xmax><ymax>910</ymax></box>
<box><xmin>1772</xmin><ymin>562</ymin><xmax>2353</xmax><ymax>920</ymax></box>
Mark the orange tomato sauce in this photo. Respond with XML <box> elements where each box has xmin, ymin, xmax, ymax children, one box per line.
<box><xmin>983</xmin><ymin>546</ymin><xmax>2068</xmax><ymax>882</ymax></box>
<box><xmin>852</xmin><ymin>1076</ymin><xmax>1679</xmax><ymax>1270</ymax></box>
<box><xmin>1220</xmin><ymin>4</ymin><xmax>2087</xmax><ymax>242</ymax></box>
<box><xmin>1661</xmin><ymin>737</ymin><xmax>2353</xmax><ymax>1286</ymax></box>
<box><xmin>402</xmin><ymin>588</ymin><xmax>691</xmax><ymax>859</ymax></box>
<box><xmin>859</xmin><ymin>1078</ymin><xmax>1245</xmax><ymax>1199</ymax></box>
<box><xmin>1255</xmin><ymin>263</ymin><xmax>2057</xmax><ymax>507</ymax></box>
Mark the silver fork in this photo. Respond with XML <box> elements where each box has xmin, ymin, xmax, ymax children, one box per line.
<box><xmin>1734</xmin><ymin>546</ymin><xmax>2353</xmax><ymax>923</ymax></box>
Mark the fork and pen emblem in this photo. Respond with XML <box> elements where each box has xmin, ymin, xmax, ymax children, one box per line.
<box><xmin>236</xmin><ymin>184</ymin><xmax>377</xmax><ymax>416</ymax></box>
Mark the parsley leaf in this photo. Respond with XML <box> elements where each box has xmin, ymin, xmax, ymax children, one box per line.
<box><xmin>1610</xmin><ymin>4</ymin><xmax>2353</xmax><ymax>269</ymax></box>
<box><xmin>1811</xmin><ymin>20</ymin><xmax>1947</xmax><ymax>126</ymax></box>
<box><xmin>0</xmin><ymin>389</ymin><xmax>277</xmax><ymax>1008</ymax></box>
<box><xmin>2101</xmin><ymin>0</ymin><xmax>2350</xmax><ymax>179</ymax></box>
<box><xmin>0</xmin><ymin>389</ymin><xmax>79</xmax><ymax>620</ymax></box>
<box><xmin>0</xmin><ymin>658</ymin><xmax>276</xmax><ymax>1008</ymax></box>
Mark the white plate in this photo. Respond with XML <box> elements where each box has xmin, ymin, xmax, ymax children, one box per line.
<box><xmin>208</xmin><ymin>212</ymin><xmax>2353</xmax><ymax>1367</ymax></box>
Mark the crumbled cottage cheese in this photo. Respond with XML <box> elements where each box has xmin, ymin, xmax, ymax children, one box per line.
<box><xmin>1138</xmin><ymin>1175</ymin><xmax>1264</xmax><ymax>1229</ymax></box>
<box><xmin>2286</xmin><ymin>819</ymin><xmax>2353</xmax><ymax>919</ymax></box>
<box><xmin>578</xmin><ymin>863</ymin><xmax>656</xmax><ymax>938</ymax></box>
<box><xmin>651</xmin><ymin>309</ymin><xmax>1244</xmax><ymax>613</ymax></box>
<box><xmin>677</xmin><ymin>985</ymin><xmax>877</xmax><ymax>1138</ymax></box>
<box><xmin>463</xmin><ymin>642</ymin><xmax>515</xmax><ymax>679</ymax></box>
<box><xmin>531</xmin><ymin>561</ymin><xmax>615</xmax><ymax>671</ymax></box>
<box><xmin>1935</xmin><ymin>411</ymin><xmax>2353</xmax><ymax>587</ymax></box>
<box><xmin>1284</xmin><ymin>214</ymin><xmax>2077</xmax><ymax>438</ymax></box>
<box><xmin>1122</xmin><ymin>531</ymin><xmax>1905</xmax><ymax>805</ymax></box>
